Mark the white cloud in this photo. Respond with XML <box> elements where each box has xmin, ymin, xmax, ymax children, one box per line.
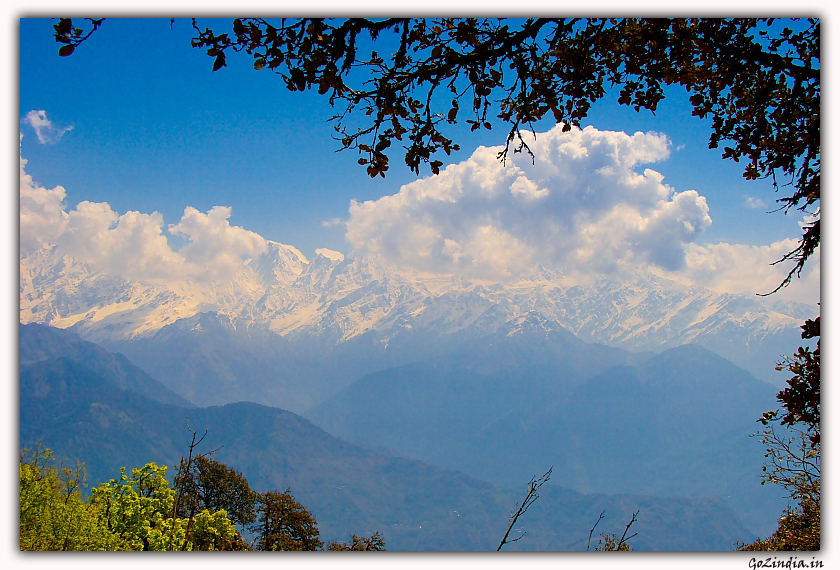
<box><xmin>60</xmin><ymin>201</ymin><xmax>187</xmax><ymax>283</ymax></box>
<box><xmin>744</xmin><ymin>195</ymin><xmax>768</xmax><ymax>209</ymax></box>
<box><xmin>20</xmin><ymin>141</ymin><xmax>69</xmax><ymax>253</ymax></box>
<box><xmin>169</xmin><ymin>206</ymin><xmax>267</xmax><ymax>281</ymax></box>
<box><xmin>321</xmin><ymin>217</ymin><xmax>343</xmax><ymax>228</ymax></box>
<box><xmin>23</xmin><ymin>110</ymin><xmax>74</xmax><ymax>144</ymax></box>
<box><xmin>665</xmin><ymin>238</ymin><xmax>820</xmax><ymax>305</ymax></box>
<box><xmin>346</xmin><ymin>124</ymin><xmax>710</xmax><ymax>280</ymax></box>
<box><xmin>19</xmin><ymin>126</ymin><xmax>818</xmax><ymax>306</ymax></box>
<box><xmin>19</xmin><ymin>138</ymin><xmax>266</xmax><ymax>285</ymax></box>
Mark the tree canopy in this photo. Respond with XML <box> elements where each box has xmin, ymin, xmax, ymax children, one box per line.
<box><xmin>175</xmin><ymin>454</ymin><xmax>258</xmax><ymax>529</ymax></box>
<box><xmin>20</xmin><ymin>445</ymin><xmax>385</xmax><ymax>551</ymax></box>
<box><xmin>251</xmin><ymin>489</ymin><xmax>323</xmax><ymax>551</ymax></box>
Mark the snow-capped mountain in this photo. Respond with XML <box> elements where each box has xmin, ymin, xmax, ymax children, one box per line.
<box><xmin>20</xmin><ymin>239</ymin><xmax>816</xmax><ymax>405</ymax></box>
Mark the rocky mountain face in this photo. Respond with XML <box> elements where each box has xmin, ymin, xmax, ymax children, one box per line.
<box><xmin>20</xmin><ymin>240</ymin><xmax>814</xmax><ymax>410</ymax></box>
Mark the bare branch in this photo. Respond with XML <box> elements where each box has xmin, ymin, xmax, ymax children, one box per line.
<box><xmin>617</xmin><ymin>511</ymin><xmax>640</xmax><ymax>551</ymax></box>
<box><xmin>587</xmin><ymin>510</ymin><xmax>606</xmax><ymax>551</ymax></box>
<box><xmin>497</xmin><ymin>466</ymin><xmax>552</xmax><ymax>551</ymax></box>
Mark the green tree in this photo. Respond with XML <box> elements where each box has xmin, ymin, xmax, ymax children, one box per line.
<box><xmin>251</xmin><ymin>489</ymin><xmax>323</xmax><ymax>551</ymax></box>
<box><xmin>19</xmin><ymin>445</ymin><xmax>127</xmax><ymax>551</ymax></box>
<box><xmin>326</xmin><ymin>531</ymin><xmax>386</xmax><ymax>551</ymax></box>
<box><xmin>90</xmin><ymin>461</ymin><xmax>246</xmax><ymax>551</ymax></box>
<box><xmin>90</xmin><ymin>462</ymin><xmax>174</xmax><ymax>550</ymax></box>
<box><xmin>175</xmin><ymin>455</ymin><xmax>258</xmax><ymax>529</ymax></box>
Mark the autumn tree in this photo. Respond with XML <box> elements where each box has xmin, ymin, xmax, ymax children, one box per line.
<box><xmin>251</xmin><ymin>489</ymin><xmax>323</xmax><ymax>551</ymax></box>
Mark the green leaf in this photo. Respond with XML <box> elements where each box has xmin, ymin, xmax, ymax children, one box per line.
<box><xmin>58</xmin><ymin>44</ymin><xmax>75</xmax><ymax>57</ymax></box>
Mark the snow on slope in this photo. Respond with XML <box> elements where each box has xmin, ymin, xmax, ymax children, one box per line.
<box><xmin>20</xmin><ymin>239</ymin><xmax>816</xmax><ymax>381</ymax></box>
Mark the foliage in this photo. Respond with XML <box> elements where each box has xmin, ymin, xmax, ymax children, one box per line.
<box><xmin>20</xmin><ymin>452</ymin><xmax>248</xmax><ymax>552</ymax></box>
<box><xmin>737</xmin><ymin>434</ymin><xmax>819</xmax><ymax>552</ymax></box>
<box><xmin>766</xmin><ymin>316</ymin><xmax>820</xmax><ymax>445</ymax></box>
<box><xmin>55</xmin><ymin>17</ymin><xmax>820</xmax><ymax>286</ymax></box>
<box><xmin>743</xmin><ymin>316</ymin><xmax>821</xmax><ymax>551</ymax></box>
<box><xmin>326</xmin><ymin>531</ymin><xmax>387</xmax><ymax>551</ymax></box>
<box><xmin>251</xmin><ymin>489</ymin><xmax>324</xmax><ymax>551</ymax></box>
<box><xmin>20</xmin><ymin>443</ymin><xmax>368</xmax><ymax>551</ymax></box>
<box><xmin>90</xmin><ymin>462</ymin><xmax>174</xmax><ymax>550</ymax></box>
<box><xmin>145</xmin><ymin>507</ymin><xmax>250</xmax><ymax>551</ymax></box>
<box><xmin>593</xmin><ymin>534</ymin><xmax>635</xmax><ymax>551</ymax></box>
<box><xmin>738</xmin><ymin>424</ymin><xmax>820</xmax><ymax>552</ymax></box>
<box><xmin>175</xmin><ymin>454</ymin><xmax>258</xmax><ymax>529</ymax></box>
<box><xmin>19</xmin><ymin>445</ymin><xmax>128</xmax><ymax>551</ymax></box>
<box><xmin>736</xmin><ymin>494</ymin><xmax>819</xmax><ymax>551</ymax></box>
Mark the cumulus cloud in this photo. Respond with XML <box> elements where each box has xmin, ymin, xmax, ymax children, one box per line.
<box><xmin>20</xmin><ymin>142</ymin><xmax>69</xmax><ymax>253</ymax></box>
<box><xmin>322</xmin><ymin>217</ymin><xmax>343</xmax><ymax>228</ymax></box>
<box><xmin>20</xmin><ymin>137</ymin><xmax>266</xmax><ymax>285</ymax></box>
<box><xmin>57</xmin><ymin>201</ymin><xmax>186</xmax><ymax>283</ymax></box>
<box><xmin>663</xmin><ymin>238</ymin><xmax>820</xmax><ymax>305</ymax></box>
<box><xmin>169</xmin><ymin>206</ymin><xmax>267</xmax><ymax>280</ymax></box>
<box><xmin>23</xmin><ymin>110</ymin><xmax>74</xmax><ymax>144</ymax></box>
<box><xmin>346</xmin><ymin>124</ymin><xmax>710</xmax><ymax>280</ymax></box>
<box><xmin>744</xmin><ymin>195</ymin><xmax>768</xmax><ymax>209</ymax></box>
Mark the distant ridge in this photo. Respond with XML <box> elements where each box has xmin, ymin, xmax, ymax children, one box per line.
<box><xmin>21</xmin><ymin>241</ymin><xmax>814</xmax><ymax>386</ymax></box>
<box><xmin>19</xmin><ymin>342</ymin><xmax>755</xmax><ymax>551</ymax></box>
<box><xmin>306</xmin><ymin>343</ymin><xmax>787</xmax><ymax>537</ymax></box>
<box><xmin>20</xmin><ymin>322</ymin><xmax>194</xmax><ymax>407</ymax></box>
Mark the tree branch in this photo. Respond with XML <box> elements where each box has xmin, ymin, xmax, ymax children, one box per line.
<box><xmin>497</xmin><ymin>467</ymin><xmax>552</xmax><ymax>551</ymax></box>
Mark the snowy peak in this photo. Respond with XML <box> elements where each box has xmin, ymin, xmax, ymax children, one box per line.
<box><xmin>20</xmin><ymin>240</ymin><xmax>816</xmax><ymax>382</ymax></box>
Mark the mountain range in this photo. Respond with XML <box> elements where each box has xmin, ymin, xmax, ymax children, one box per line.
<box><xmin>20</xmin><ymin>241</ymin><xmax>814</xmax><ymax>413</ymax></box>
<box><xmin>20</xmin><ymin>322</ymin><xmax>758</xmax><ymax>551</ymax></box>
<box><xmin>18</xmin><ymin>239</ymin><xmax>812</xmax><ymax>547</ymax></box>
<box><xmin>307</xmin><ymin>341</ymin><xmax>788</xmax><ymax>536</ymax></box>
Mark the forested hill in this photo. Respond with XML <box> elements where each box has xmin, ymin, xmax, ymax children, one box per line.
<box><xmin>20</xmin><ymin>327</ymin><xmax>754</xmax><ymax>551</ymax></box>
<box><xmin>20</xmin><ymin>322</ymin><xmax>194</xmax><ymax>407</ymax></box>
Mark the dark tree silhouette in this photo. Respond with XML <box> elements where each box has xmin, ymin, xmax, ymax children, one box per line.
<box><xmin>251</xmin><ymin>489</ymin><xmax>323</xmax><ymax>551</ymax></box>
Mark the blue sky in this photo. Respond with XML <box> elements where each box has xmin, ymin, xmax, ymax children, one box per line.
<box><xmin>18</xmin><ymin>17</ymin><xmax>820</xmax><ymax>304</ymax></box>
<box><xmin>7</xmin><ymin>9</ymin><xmax>832</xmax><ymax>568</ymax></box>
